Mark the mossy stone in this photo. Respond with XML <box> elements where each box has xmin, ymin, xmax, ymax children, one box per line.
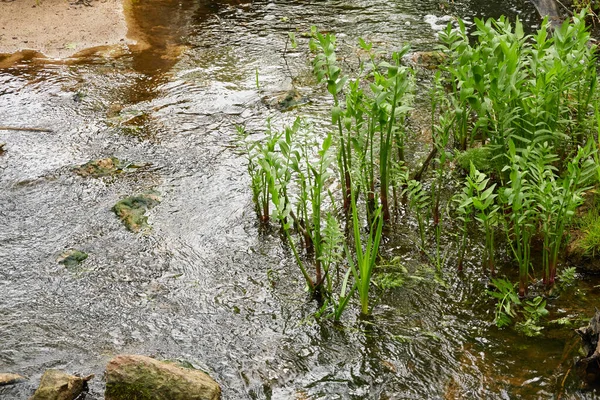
<box><xmin>57</xmin><ymin>249</ymin><xmax>88</xmax><ymax>268</ymax></box>
<box><xmin>74</xmin><ymin>157</ymin><xmax>151</xmax><ymax>178</ymax></box>
<box><xmin>113</xmin><ymin>192</ymin><xmax>160</xmax><ymax>233</ymax></box>
<box><xmin>105</xmin><ymin>355</ymin><xmax>220</xmax><ymax>400</ymax></box>
<box><xmin>74</xmin><ymin>157</ymin><xmax>123</xmax><ymax>177</ymax></box>
<box><xmin>30</xmin><ymin>369</ymin><xmax>92</xmax><ymax>400</ymax></box>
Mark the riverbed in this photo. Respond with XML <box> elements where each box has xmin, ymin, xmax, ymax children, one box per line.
<box><xmin>1</xmin><ymin>0</ymin><xmax>599</xmax><ymax>399</ymax></box>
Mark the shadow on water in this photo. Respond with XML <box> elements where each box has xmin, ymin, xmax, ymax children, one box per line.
<box><xmin>2</xmin><ymin>0</ymin><xmax>600</xmax><ymax>399</ymax></box>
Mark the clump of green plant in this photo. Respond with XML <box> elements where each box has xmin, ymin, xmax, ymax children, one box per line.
<box><xmin>236</xmin><ymin>123</ymin><xmax>281</xmax><ymax>223</ymax></box>
<box><xmin>347</xmin><ymin>195</ymin><xmax>383</xmax><ymax>316</ymax></box>
<box><xmin>516</xmin><ymin>296</ymin><xmax>550</xmax><ymax>337</ymax></box>
<box><xmin>454</xmin><ymin>146</ymin><xmax>501</xmax><ymax>175</ymax></box>
<box><xmin>438</xmin><ymin>11</ymin><xmax>597</xmax><ymax>166</ymax></box>
<box><xmin>431</xmin><ymin>11</ymin><xmax>599</xmax><ymax>296</ymax></box>
<box><xmin>239</xmin><ymin>115</ymin><xmax>386</xmax><ymax>317</ymax></box>
<box><xmin>454</xmin><ymin>162</ymin><xmax>499</xmax><ymax>274</ymax></box>
<box><xmin>403</xmin><ymin>179</ymin><xmax>430</xmax><ymax>251</ymax></box>
<box><xmin>310</xmin><ymin>28</ymin><xmax>414</xmax><ymax>223</ymax></box>
<box><xmin>487</xmin><ymin>278</ymin><xmax>549</xmax><ymax>336</ymax></box>
<box><xmin>570</xmin><ymin>193</ymin><xmax>600</xmax><ymax>259</ymax></box>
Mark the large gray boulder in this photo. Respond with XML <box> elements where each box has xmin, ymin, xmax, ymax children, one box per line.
<box><xmin>105</xmin><ymin>355</ymin><xmax>221</xmax><ymax>400</ymax></box>
<box><xmin>29</xmin><ymin>369</ymin><xmax>92</xmax><ymax>400</ymax></box>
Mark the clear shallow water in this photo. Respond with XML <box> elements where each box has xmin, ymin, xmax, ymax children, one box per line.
<box><xmin>1</xmin><ymin>0</ymin><xmax>599</xmax><ymax>399</ymax></box>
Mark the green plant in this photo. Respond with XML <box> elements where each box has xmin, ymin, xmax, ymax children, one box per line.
<box><xmin>347</xmin><ymin>193</ymin><xmax>384</xmax><ymax>316</ymax></box>
<box><xmin>310</xmin><ymin>29</ymin><xmax>352</xmax><ymax>212</ymax></box>
<box><xmin>530</xmin><ymin>141</ymin><xmax>596</xmax><ymax>285</ymax></box>
<box><xmin>236</xmin><ymin>123</ymin><xmax>284</xmax><ymax>223</ymax></box>
<box><xmin>488</xmin><ymin>279</ymin><xmax>549</xmax><ymax>335</ymax></box>
<box><xmin>404</xmin><ymin>179</ymin><xmax>430</xmax><ymax>251</ymax></box>
<box><xmin>455</xmin><ymin>146</ymin><xmax>502</xmax><ymax>175</ymax></box>
<box><xmin>467</xmin><ymin>163</ymin><xmax>499</xmax><ymax>274</ymax></box>
<box><xmin>516</xmin><ymin>296</ymin><xmax>549</xmax><ymax>337</ymax></box>
<box><xmin>311</xmin><ymin>31</ymin><xmax>414</xmax><ymax>222</ymax></box>
<box><xmin>438</xmin><ymin>12</ymin><xmax>598</xmax><ymax>166</ymax></box>
<box><xmin>572</xmin><ymin>205</ymin><xmax>600</xmax><ymax>259</ymax></box>
<box><xmin>502</xmin><ymin>141</ymin><xmax>537</xmax><ymax>297</ymax></box>
<box><xmin>487</xmin><ymin>278</ymin><xmax>521</xmax><ymax>328</ymax></box>
<box><xmin>558</xmin><ymin>267</ymin><xmax>577</xmax><ymax>286</ymax></box>
<box><xmin>453</xmin><ymin>175</ymin><xmax>474</xmax><ymax>272</ymax></box>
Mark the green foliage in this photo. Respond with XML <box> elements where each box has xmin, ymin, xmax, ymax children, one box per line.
<box><xmin>438</xmin><ymin>11</ymin><xmax>598</xmax><ymax>164</ymax></box>
<box><xmin>558</xmin><ymin>267</ymin><xmax>577</xmax><ymax>287</ymax></box>
<box><xmin>455</xmin><ymin>146</ymin><xmax>501</xmax><ymax>175</ymax></box>
<box><xmin>571</xmin><ymin>191</ymin><xmax>600</xmax><ymax>260</ymax></box>
<box><xmin>488</xmin><ymin>278</ymin><xmax>521</xmax><ymax>328</ymax></box>
<box><xmin>374</xmin><ymin>270</ymin><xmax>407</xmax><ymax>291</ymax></box>
<box><xmin>403</xmin><ymin>179</ymin><xmax>430</xmax><ymax>250</ymax></box>
<box><xmin>348</xmin><ymin>195</ymin><xmax>384</xmax><ymax>316</ymax></box>
<box><xmin>501</xmin><ymin>141</ymin><xmax>537</xmax><ymax>295</ymax></box>
<box><xmin>488</xmin><ymin>279</ymin><xmax>549</xmax><ymax>335</ymax></box>
<box><xmin>238</xmin><ymin>14</ymin><xmax>600</xmax><ymax>323</ymax></box>
<box><xmin>522</xmin><ymin>296</ymin><xmax>549</xmax><ymax>321</ymax></box>
<box><xmin>517</xmin><ymin>297</ymin><xmax>549</xmax><ymax>337</ymax></box>
<box><xmin>311</xmin><ymin>29</ymin><xmax>414</xmax><ymax>221</ymax></box>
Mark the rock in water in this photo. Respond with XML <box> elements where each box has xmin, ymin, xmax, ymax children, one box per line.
<box><xmin>576</xmin><ymin>310</ymin><xmax>600</xmax><ymax>384</ymax></box>
<box><xmin>113</xmin><ymin>191</ymin><xmax>160</xmax><ymax>232</ymax></box>
<box><xmin>0</xmin><ymin>373</ymin><xmax>26</xmax><ymax>386</ymax></box>
<box><xmin>57</xmin><ymin>249</ymin><xmax>88</xmax><ymax>268</ymax></box>
<box><xmin>30</xmin><ymin>370</ymin><xmax>92</xmax><ymax>400</ymax></box>
<box><xmin>105</xmin><ymin>355</ymin><xmax>221</xmax><ymax>400</ymax></box>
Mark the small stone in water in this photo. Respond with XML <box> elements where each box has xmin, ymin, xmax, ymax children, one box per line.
<box><xmin>57</xmin><ymin>249</ymin><xmax>88</xmax><ymax>267</ymax></box>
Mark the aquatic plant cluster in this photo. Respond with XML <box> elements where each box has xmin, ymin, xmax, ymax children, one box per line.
<box><xmin>238</xmin><ymin>12</ymin><xmax>600</xmax><ymax>329</ymax></box>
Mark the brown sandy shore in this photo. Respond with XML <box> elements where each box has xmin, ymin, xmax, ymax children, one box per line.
<box><xmin>0</xmin><ymin>0</ymin><xmax>131</xmax><ymax>59</ymax></box>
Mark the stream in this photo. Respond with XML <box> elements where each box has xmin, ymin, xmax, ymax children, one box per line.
<box><xmin>2</xmin><ymin>0</ymin><xmax>600</xmax><ymax>399</ymax></box>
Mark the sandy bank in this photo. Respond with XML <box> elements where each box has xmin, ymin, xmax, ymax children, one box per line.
<box><xmin>0</xmin><ymin>0</ymin><xmax>131</xmax><ymax>59</ymax></box>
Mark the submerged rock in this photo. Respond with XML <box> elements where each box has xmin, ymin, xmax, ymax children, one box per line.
<box><xmin>576</xmin><ymin>310</ymin><xmax>600</xmax><ymax>384</ymax></box>
<box><xmin>263</xmin><ymin>89</ymin><xmax>309</xmax><ymax>111</ymax></box>
<box><xmin>0</xmin><ymin>373</ymin><xmax>26</xmax><ymax>387</ymax></box>
<box><xmin>73</xmin><ymin>157</ymin><xmax>151</xmax><ymax>178</ymax></box>
<box><xmin>57</xmin><ymin>249</ymin><xmax>88</xmax><ymax>268</ymax></box>
<box><xmin>113</xmin><ymin>191</ymin><xmax>160</xmax><ymax>232</ymax></box>
<box><xmin>105</xmin><ymin>354</ymin><xmax>221</xmax><ymax>400</ymax></box>
<box><xmin>404</xmin><ymin>51</ymin><xmax>447</xmax><ymax>70</ymax></box>
<box><xmin>30</xmin><ymin>369</ymin><xmax>92</xmax><ymax>400</ymax></box>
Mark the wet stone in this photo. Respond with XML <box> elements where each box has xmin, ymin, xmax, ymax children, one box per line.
<box><xmin>404</xmin><ymin>51</ymin><xmax>447</xmax><ymax>70</ymax></box>
<box><xmin>0</xmin><ymin>142</ymin><xmax>5</xmax><ymax>153</ymax></box>
<box><xmin>0</xmin><ymin>373</ymin><xmax>26</xmax><ymax>387</ymax></box>
<box><xmin>30</xmin><ymin>369</ymin><xmax>93</xmax><ymax>400</ymax></box>
<box><xmin>73</xmin><ymin>157</ymin><xmax>151</xmax><ymax>178</ymax></box>
<box><xmin>105</xmin><ymin>354</ymin><xmax>221</xmax><ymax>400</ymax></box>
<box><xmin>57</xmin><ymin>249</ymin><xmax>88</xmax><ymax>268</ymax></box>
<box><xmin>263</xmin><ymin>89</ymin><xmax>310</xmax><ymax>111</ymax></box>
<box><xmin>576</xmin><ymin>310</ymin><xmax>600</xmax><ymax>384</ymax></box>
<box><xmin>113</xmin><ymin>191</ymin><xmax>161</xmax><ymax>233</ymax></box>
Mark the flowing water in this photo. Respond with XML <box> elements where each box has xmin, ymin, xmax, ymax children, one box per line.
<box><xmin>1</xmin><ymin>0</ymin><xmax>600</xmax><ymax>399</ymax></box>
